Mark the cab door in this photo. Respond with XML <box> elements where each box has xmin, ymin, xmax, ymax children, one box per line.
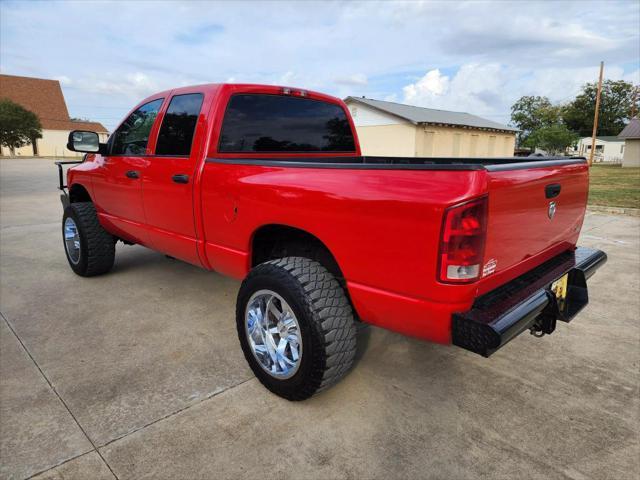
<box><xmin>141</xmin><ymin>92</ymin><xmax>205</xmax><ymax>265</ymax></box>
<box><xmin>92</xmin><ymin>97</ymin><xmax>164</xmax><ymax>245</ymax></box>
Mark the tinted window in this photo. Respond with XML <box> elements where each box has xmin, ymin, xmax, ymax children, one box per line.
<box><xmin>219</xmin><ymin>94</ymin><xmax>355</xmax><ymax>153</ymax></box>
<box><xmin>111</xmin><ymin>99</ymin><xmax>163</xmax><ymax>155</ymax></box>
<box><xmin>156</xmin><ymin>93</ymin><xmax>204</xmax><ymax>156</ymax></box>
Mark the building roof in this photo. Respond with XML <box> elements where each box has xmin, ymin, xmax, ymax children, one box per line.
<box><xmin>618</xmin><ymin>118</ymin><xmax>640</xmax><ymax>139</ymax></box>
<box><xmin>345</xmin><ymin>96</ymin><xmax>517</xmax><ymax>132</ymax></box>
<box><xmin>580</xmin><ymin>136</ymin><xmax>625</xmax><ymax>142</ymax></box>
<box><xmin>0</xmin><ymin>74</ymin><xmax>108</xmax><ymax>132</ymax></box>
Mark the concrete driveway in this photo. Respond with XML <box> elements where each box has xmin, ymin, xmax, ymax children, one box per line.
<box><xmin>1</xmin><ymin>158</ymin><xmax>638</xmax><ymax>480</ymax></box>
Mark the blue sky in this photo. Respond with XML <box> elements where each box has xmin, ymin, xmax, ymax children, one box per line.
<box><xmin>1</xmin><ymin>0</ymin><xmax>638</xmax><ymax>130</ymax></box>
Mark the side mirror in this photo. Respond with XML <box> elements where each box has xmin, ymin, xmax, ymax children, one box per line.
<box><xmin>67</xmin><ymin>130</ymin><xmax>100</xmax><ymax>153</ymax></box>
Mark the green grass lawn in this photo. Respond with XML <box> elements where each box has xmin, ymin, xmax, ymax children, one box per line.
<box><xmin>588</xmin><ymin>164</ymin><xmax>640</xmax><ymax>209</ymax></box>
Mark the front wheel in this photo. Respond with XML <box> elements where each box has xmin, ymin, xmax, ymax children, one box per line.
<box><xmin>236</xmin><ymin>257</ymin><xmax>357</xmax><ymax>400</ymax></box>
<box><xmin>62</xmin><ymin>202</ymin><xmax>115</xmax><ymax>277</ymax></box>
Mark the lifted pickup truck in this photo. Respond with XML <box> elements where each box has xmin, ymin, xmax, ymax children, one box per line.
<box><xmin>58</xmin><ymin>83</ymin><xmax>606</xmax><ymax>400</ymax></box>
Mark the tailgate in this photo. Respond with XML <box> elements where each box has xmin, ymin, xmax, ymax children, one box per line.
<box><xmin>479</xmin><ymin>160</ymin><xmax>589</xmax><ymax>292</ymax></box>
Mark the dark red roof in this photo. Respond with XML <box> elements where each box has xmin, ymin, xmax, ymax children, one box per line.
<box><xmin>0</xmin><ymin>74</ymin><xmax>108</xmax><ymax>132</ymax></box>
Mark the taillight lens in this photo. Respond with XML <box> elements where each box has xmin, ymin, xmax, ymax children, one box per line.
<box><xmin>438</xmin><ymin>196</ymin><xmax>488</xmax><ymax>283</ymax></box>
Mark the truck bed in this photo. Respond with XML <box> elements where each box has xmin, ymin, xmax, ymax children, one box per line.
<box><xmin>202</xmin><ymin>153</ymin><xmax>589</xmax><ymax>341</ymax></box>
<box><xmin>208</xmin><ymin>155</ymin><xmax>586</xmax><ymax>171</ymax></box>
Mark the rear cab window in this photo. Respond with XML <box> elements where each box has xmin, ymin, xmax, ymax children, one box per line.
<box><xmin>156</xmin><ymin>93</ymin><xmax>204</xmax><ymax>156</ymax></box>
<box><xmin>218</xmin><ymin>94</ymin><xmax>355</xmax><ymax>153</ymax></box>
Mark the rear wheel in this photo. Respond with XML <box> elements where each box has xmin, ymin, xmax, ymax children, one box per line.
<box><xmin>62</xmin><ymin>202</ymin><xmax>115</xmax><ymax>276</ymax></box>
<box><xmin>236</xmin><ymin>257</ymin><xmax>357</xmax><ymax>400</ymax></box>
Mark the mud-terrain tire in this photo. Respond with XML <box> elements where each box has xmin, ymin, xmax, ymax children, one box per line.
<box><xmin>62</xmin><ymin>202</ymin><xmax>115</xmax><ymax>277</ymax></box>
<box><xmin>236</xmin><ymin>257</ymin><xmax>357</xmax><ymax>400</ymax></box>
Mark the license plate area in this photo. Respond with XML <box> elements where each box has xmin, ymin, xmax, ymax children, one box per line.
<box><xmin>536</xmin><ymin>269</ymin><xmax>589</xmax><ymax>335</ymax></box>
<box><xmin>551</xmin><ymin>274</ymin><xmax>569</xmax><ymax>311</ymax></box>
<box><xmin>550</xmin><ymin>269</ymin><xmax>589</xmax><ymax>322</ymax></box>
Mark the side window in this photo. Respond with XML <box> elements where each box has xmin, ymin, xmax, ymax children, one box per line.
<box><xmin>218</xmin><ymin>94</ymin><xmax>356</xmax><ymax>153</ymax></box>
<box><xmin>110</xmin><ymin>99</ymin><xmax>163</xmax><ymax>155</ymax></box>
<box><xmin>155</xmin><ymin>93</ymin><xmax>204</xmax><ymax>156</ymax></box>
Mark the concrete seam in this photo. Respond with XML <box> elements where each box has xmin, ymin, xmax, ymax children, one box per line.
<box><xmin>23</xmin><ymin>449</ymin><xmax>95</xmax><ymax>480</ymax></box>
<box><xmin>0</xmin><ymin>221</ymin><xmax>60</xmax><ymax>230</ymax></box>
<box><xmin>97</xmin><ymin>376</ymin><xmax>255</xmax><ymax>450</ymax></box>
<box><xmin>1</xmin><ymin>311</ymin><xmax>120</xmax><ymax>480</ymax></box>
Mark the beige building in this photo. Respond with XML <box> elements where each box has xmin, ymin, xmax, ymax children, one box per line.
<box><xmin>618</xmin><ymin>118</ymin><xmax>640</xmax><ymax>168</ymax></box>
<box><xmin>345</xmin><ymin>97</ymin><xmax>517</xmax><ymax>157</ymax></box>
<box><xmin>0</xmin><ymin>74</ymin><xmax>108</xmax><ymax>157</ymax></box>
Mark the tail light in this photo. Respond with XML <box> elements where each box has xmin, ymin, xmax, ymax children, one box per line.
<box><xmin>438</xmin><ymin>196</ymin><xmax>488</xmax><ymax>283</ymax></box>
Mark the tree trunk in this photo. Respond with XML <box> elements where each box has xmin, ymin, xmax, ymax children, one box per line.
<box><xmin>31</xmin><ymin>137</ymin><xmax>39</xmax><ymax>156</ymax></box>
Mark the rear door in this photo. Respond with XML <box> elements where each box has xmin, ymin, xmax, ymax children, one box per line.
<box><xmin>479</xmin><ymin>161</ymin><xmax>589</xmax><ymax>292</ymax></box>
<box><xmin>141</xmin><ymin>91</ymin><xmax>206</xmax><ymax>265</ymax></box>
<box><xmin>92</xmin><ymin>97</ymin><xmax>164</xmax><ymax>244</ymax></box>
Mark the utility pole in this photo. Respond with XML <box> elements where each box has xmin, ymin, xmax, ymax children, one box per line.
<box><xmin>588</xmin><ymin>61</ymin><xmax>604</xmax><ymax>166</ymax></box>
<box><xmin>631</xmin><ymin>85</ymin><xmax>638</xmax><ymax>119</ymax></box>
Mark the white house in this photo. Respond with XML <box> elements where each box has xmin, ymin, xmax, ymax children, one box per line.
<box><xmin>575</xmin><ymin>136</ymin><xmax>625</xmax><ymax>163</ymax></box>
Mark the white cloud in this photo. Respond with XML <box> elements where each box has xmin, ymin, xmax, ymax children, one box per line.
<box><xmin>279</xmin><ymin>71</ymin><xmax>297</xmax><ymax>86</ymax></box>
<box><xmin>1</xmin><ymin>0</ymin><xmax>636</xmax><ymax>129</ymax></box>
<box><xmin>334</xmin><ymin>74</ymin><xmax>368</xmax><ymax>86</ymax></box>
<box><xmin>73</xmin><ymin>72</ymin><xmax>160</xmax><ymax>100</ymax></box>
<box><xmin>403</xmin><ymin>64</ymin><xmax>508</xmax><ymax>115</ymax></box>
<box><xmin>402</xmin><ymin>62</ymin><xmax>640</xmax><ymax>125</ymax></box>
<box><xmin>403</xmin><ymin>69</ymin><xmax>449</xmax><ymax>102</ymax></box>
<box><xmin>54</xmin><ymin>75</ymin><xmax>72</xmax><ymax>85</ymax></box>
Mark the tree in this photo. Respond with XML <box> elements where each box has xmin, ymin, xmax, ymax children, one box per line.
<box><xmin>510</xmin><ymin>95</ymin><xmax>561</xmax><ymax>146</ymax></box>
<box><xmin>0</xmin><ymin>99</ymin><xmax>42</xmax><ymax>155</ymax></box>
<box><xmin>524</xmin><ymin>124</ymin><xmax>579</xmax><ymax>154</ymax></box>
<box><xmin>563</xmin><ymin>80</ymin><xmax>638</xmax><ymax>137</ymax></box>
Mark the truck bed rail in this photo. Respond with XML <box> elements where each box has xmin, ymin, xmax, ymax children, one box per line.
<box><xmin>207</xmin><ymin>156</ymin><xmax>586</xmax><ymax>171</ymax></box>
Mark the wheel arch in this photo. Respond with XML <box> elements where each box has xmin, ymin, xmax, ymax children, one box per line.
<box><xmin>69</xmin><ymin>183</ymin><xmax>92</xmax><ymax>203</ymax></box>
<box><xmin>250</xmin><ymin>224</ymin><xmax>345</xmax><ymax>282</ymax></box>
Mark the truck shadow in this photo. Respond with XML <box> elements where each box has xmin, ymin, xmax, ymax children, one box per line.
<box><xmin>353</xmin><ymin>321</ymin><xmax>372</xmax><ymax>369</ymax></box>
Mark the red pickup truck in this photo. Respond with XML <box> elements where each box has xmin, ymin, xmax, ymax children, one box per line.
<box><xmin>57</xmin><ymin>83</ymin><xmax>606</xmax><ymax>400</ymax></box>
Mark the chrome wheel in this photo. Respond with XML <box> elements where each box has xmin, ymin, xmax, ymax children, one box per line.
<box><xmin>245</xmin><ymin>289</ymin><xmax>302</xmax><ymax>379</ymax></box>
<box><xmin>64</xmin><ymin>217</ymin><xmax>81</xmax><ymax>265</ymax></box>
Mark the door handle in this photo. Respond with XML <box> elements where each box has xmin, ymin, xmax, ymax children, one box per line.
<box><xmin>172</xmin><ymin>174</ymin><xmax>189</xmax><ymax>184</ymax></box>
<box><xmin>125</xmin><ymin>170</ymin><xmax>140</xmax><ymax>179</ymax></box>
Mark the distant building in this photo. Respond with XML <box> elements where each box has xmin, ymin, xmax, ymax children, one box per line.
<box><xmin>0</xmin><ymin>74</ymin><xmax>108</xmax><ymax>157</ymax></box>
<box><xmin>617</xmin><ymin>118</ymin><xmax>640</xmax><ymax>168</ymax></box>
<box><xmin>344</xmin><ymin>96</ymin><xmax>517</xmax><ymax>157</ymax></box>
<box><xmin>575</xmin><ymin>136</ymin><xmax>625</xmax><ymax>163</ymax></box>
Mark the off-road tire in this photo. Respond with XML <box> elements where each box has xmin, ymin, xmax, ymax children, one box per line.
<box><xmin>62</xmin><ymin>202</ymin><xmax>115</xmax><ymax>277</ymax></box>
<box><xmin>236</xmin><ymin>257</ymin><xmax>357</xmax><ymax>400</ymax></box>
